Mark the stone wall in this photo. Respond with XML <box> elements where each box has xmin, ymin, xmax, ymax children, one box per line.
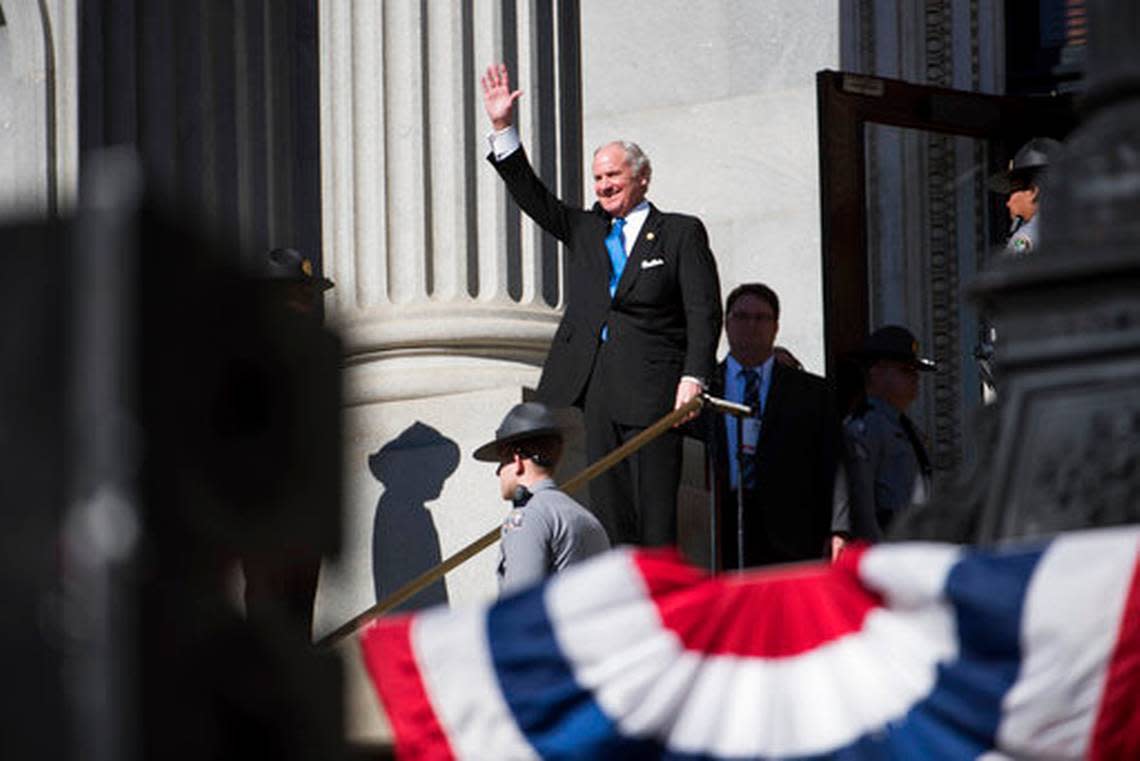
<box><xmin>581</xmin><ymin>0</ymin><xmax>840</xmax><ymax>372</ymax></box>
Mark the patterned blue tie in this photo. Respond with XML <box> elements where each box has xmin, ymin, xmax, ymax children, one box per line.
<box><xmin>741</xmin><ymin>368</ymin><xmax>761</xmax><ymax>489</ymax></box>
<box><xmin>605</xmin><ymin>217</ymin><xmax>627</xmax><ymax>297</ymax></box>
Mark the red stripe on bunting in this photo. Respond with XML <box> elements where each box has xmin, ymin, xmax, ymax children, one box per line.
<box><xmin>360</xmin><ymin>616</ymin><xmax>455</xmax><ymax>761</ymax></box>
<box><xmin>633</xmin><ymin>546</ymin><xmax>882</xmax><ymax>658</ymax></box>
<box><xmin>1089</xmin><ymin>550</ymin><xmax>1140</xmax><ymax>761</ymax></box>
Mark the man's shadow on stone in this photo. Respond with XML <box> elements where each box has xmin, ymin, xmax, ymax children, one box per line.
<box><xmin>370</xmin><ymin>422</ymin><xmax>459</xmax><ymax>612</ymax></box>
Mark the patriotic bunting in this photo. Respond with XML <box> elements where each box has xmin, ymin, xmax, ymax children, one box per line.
<box><xmin>361</xmin><ymin>527</ymin><xmax>1140</xmax><ymax>760</ymax></box>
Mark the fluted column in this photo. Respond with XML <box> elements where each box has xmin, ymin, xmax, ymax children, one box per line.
<box><xmin>314</xmin><ymin>10</ymin><xmax>587</xmax><ymax>737</ymax></box>
<box><xmin>321</xmin><ymin>0</ymin><xmax>581</xmax><ymax>405</ymax></box>
<box><xmin>0</xmin><ymin>0</ymin><xmax>80</xmax><ymax>220</ymax></box>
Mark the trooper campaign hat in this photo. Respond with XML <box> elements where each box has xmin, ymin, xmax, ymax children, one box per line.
<box><xmin>987</xmin><ymin>137</ymin><xmax>1062</xmax><ymax>194</ymax></box>
<box><xmin>856</xmin><ymin>325</ymin><xmax>936</xmax><ymax>371</ymax></box>
<box><xmin>473</xmin><ymin>402</ymin><xmax>563</xmax><ymax>462</ymax></box>
<box><xmin>263</xmin><ymin>247</ymin><xmax>335</xmax><ymax>290</ymax></box>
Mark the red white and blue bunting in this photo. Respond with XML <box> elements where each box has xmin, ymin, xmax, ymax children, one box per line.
<box><xmin>362</xmin><ymin>526</ymin><xmax>1140</xmax><ymax>760</ymax></box>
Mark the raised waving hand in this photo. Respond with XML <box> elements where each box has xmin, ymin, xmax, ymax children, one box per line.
<box><xmin>481</xmin><ymin>63</ymin><xmax>523</xmax><ymax>131</ymax></box>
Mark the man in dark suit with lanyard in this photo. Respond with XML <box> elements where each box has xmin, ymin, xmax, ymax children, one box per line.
<box><xmin>703</xmin><ymin>283</ymin><xmax>839</xmax><ymax>568</ymax></box>
<box><xmin>481</xmin><ymin>63</ymin><xmax>722</xmax><ymax>547</ymax></box>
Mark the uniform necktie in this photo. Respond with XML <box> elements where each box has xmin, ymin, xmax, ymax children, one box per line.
<box><xmin>740</xmin><ymin>368</ymin><xmax>761</xmax><ymax>489</ymax></box>
<box><xmin>605</xmin><ymin>217</ymin><xmax>627</xmax><ymax>297</ymax></box>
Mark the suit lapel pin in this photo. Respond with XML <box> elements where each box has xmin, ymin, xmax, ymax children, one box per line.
<box><xmin>646</xmin><ymin>232</ymin><xmax>655</xmax><ymax>241</ymax></box>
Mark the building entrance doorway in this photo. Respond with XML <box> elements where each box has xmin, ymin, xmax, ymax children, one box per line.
<box><xmin>816</xmin><ymin>69</ymin><xmax>1075</xmax><ymax>483</ymax></box>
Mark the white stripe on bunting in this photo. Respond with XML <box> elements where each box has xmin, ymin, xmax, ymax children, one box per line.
<box><xmin>544</xmin><ymin>548</ymin><xmax>666</xmax><ymax>714</ymax></box>
<box><xmin>995</xmin><ymin>527</ymin><xmax>1140</xmax><ymax>758</ymax></box>
<box><xmin>413</xmin><ymin>604</ymin><xmax>539</xmax><ymax>761</ymax></box>
<box><xmin>858</xmin><ymin>541</ymin><xmax>962</xmax><ymax>606</ymax></box>
<box><xmin>366</xmin><ymin>528</ymin><xmax>1140</xmax><ymax>760</ymax></box>
<box><xmin>543</xmin><ymin>547</ymin><xmax>964</xmax><ymax>759</ymax></box>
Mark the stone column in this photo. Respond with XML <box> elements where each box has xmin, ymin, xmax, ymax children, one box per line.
<box><xmin>315</xmin><ymin>2</ymin><xmax>584</xmax><ymax>740</ymax></box>
<box><xmin>77</xmin><ymin>0</ymin><xmax>321</xmax><ymax>270</ymax></box>
<box><xmin>0</xmin><ymin>0</ymin><xmax>80</xmax><ymax>220</ymax></box>
<box><xmin>320</xmin><ymin>0</ymin><xmax>583</xmax><ymax>406</ymax></box>
<box><xmin>313</xmin><ymin>1</ymin><xmax>583</xmax><ymax>732</ymax></box>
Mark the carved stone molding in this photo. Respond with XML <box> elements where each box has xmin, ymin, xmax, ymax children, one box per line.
<box><xmin>925</xmin><ymin>131</ymin><xmax>963</xmax><ymax>478</ymax></box>
<box><xmin>1023</xmin><ymin>406</ymin><xmax>1140</xmax><ymax>533</ymax></box>
<box><xmin>924</xmin><ymin>2</ymin><xmax>963</xmax><ymax>478</ymax></box>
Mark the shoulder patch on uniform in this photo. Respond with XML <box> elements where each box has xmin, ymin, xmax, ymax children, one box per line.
<box><xmin>502</xmin><ymin>509</ymin><xmax>526</xmax><ymax>533</ymax></box>
<box><xmin>844</xmin><ymin>418</ymin><xmax>870</xmax><ymax>459</ymax></box>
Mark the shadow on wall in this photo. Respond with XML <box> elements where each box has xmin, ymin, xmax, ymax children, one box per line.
<box><xmin>369</xmin><ymin>422</ymin><xmax>459</xmax><ymax>612</ymax></box>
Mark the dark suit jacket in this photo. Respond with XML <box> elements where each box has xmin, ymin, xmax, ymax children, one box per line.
<box><xmin>489</xmin><ymin>148</ymin><xmax>722</xmax><ymax>426</ymax></box>
<box><xmin>704</xmin><ymin>360</ymin><xmax>840</xmax><ymax>562</ymax></box>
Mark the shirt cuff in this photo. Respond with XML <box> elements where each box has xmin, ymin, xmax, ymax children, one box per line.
<box><xmin>681</xmin><ymin>375</ymin><xmax>706</xmax><ymax>390</ymax></box>
<box><xmin>487</xmin><ymin>126</ymin><xmax>521</xmax><ymax>161</ymax></box>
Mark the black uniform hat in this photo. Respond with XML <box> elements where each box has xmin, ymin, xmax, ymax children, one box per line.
<box><xmin>263</xmin><ymin>247</ymin><xmax>335</xmax><ymax>291</ymax></box>
<box><xmin>856</xmin><ymin>325</ymin><xmax>936</xmax><ymax>371</ymax></box>
<box><xmin>988</xmin><ymin>137</ymin><xmax>1062</xmax><ymax>194</ymax></box>
<box><xmin>473</xmin><ymin>402</ymin><xmax>563</xmax><ymax>461</ymax></box>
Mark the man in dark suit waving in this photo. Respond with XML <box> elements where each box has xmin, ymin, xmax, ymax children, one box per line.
<box><xmin>703</xmin><ymin>283</ymin><xmax>840</xmax><ymax>568</ymax></box>
<box><xmin>481</xmin><ymin>63</ymin><xmax>722</xmax><ymax>547</ymax></box>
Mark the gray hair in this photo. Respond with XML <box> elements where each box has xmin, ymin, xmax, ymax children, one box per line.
<box><xmin>595</xmin><ymin>140</ymin><xmax>652</xmax><ymax>183</ymax></box>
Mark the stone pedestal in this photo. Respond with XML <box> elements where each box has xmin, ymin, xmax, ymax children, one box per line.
<box><xmin>316</xmin><ymin>382</ymin><xmax>590</xmax><ymax>745</ymax></box>
<box><xmin>315</xmin><ymin>386</ymin><xmax>523</xmax><ymax>636</ymax></box>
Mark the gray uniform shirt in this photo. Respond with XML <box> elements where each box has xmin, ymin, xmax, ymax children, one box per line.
<box><xmin>497</xmin><ymin>478</ymin><xmax>610</xmax><ymax>595</ymax></box>
<box><xmin>832</xmin><ymin>396</ymin><xmax>930</xmax><ymax>542</ymax></box>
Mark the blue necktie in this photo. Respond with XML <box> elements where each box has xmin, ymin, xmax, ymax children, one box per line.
<box><xmin>605</xmin><ymin>217</ymin><xmax>627</xmax><ymax>297</ymax></box>
<box><xmin>601</xmin><ymin>218</ymin><xmax>626</xmax><ymax>341</ymax></box>
<box><xmin>740</xmin><ymin>368</ymin><xmax>761</xmax><ymax>489</ymax></box>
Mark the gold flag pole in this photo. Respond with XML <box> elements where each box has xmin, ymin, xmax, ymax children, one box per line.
<box><xmin>316</xmin><ymin>394</ymin><xmax>708</xmax><ymax>649</ymax></box>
